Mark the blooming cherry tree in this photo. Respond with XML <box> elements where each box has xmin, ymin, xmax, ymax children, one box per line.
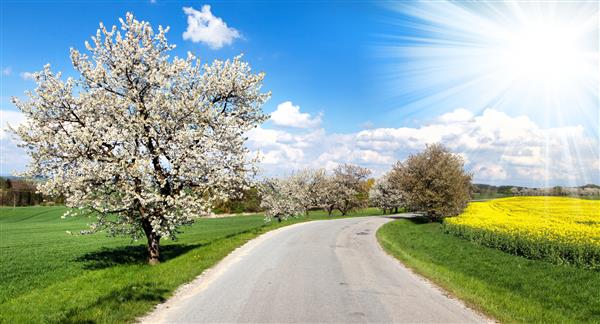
<box><xmin>10</xmin><ymin>13</ymin><xmax>269</xmax><ymax>264</ymax></box>
<box><xmin>259</xmin><ymin>169</ymin><xmax>332</xmax><ymax>221</ymax></box>
<box><xmin>294</xmin><ymin>168</ymin><xmax>328</xmax><ymax>215</ymax></box>
<box><xmin>322</xmin><ymin>164</ymin><xmax>371</xmax><ymax>216</ymax></box>
<box><xmin>369</xmin><ymin>174</ymin><xmax>404</xmax><ymax>214</ymax></box>
<box><xmin>259</xmin><ymin>176</ymin><xmax>306</xmax><ymax>222</ymax></box>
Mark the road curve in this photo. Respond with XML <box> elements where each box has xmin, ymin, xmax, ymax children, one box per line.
<box><xmin>142</xmin><ymin>216</ymin><xmax>488</xmax><ymax>323</ymax></box>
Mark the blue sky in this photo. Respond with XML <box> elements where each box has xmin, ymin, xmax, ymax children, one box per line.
<box><xmin>1</xmin><ymin>1</ymin><xmax>599</xmax><ymax>186</ymax></box>
<box><xmin>1</xmin><ymin>1</ymin><xmax>393</xmax><ymax>132</ymax></box>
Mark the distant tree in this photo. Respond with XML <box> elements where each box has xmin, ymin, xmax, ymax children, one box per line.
<box><xmin>497</xmin><ymin>186</ymin><xmax>515</xmax><ymax>195</ymax></box>
<box><xmin>0</xmin><ymin>177</ymin><xmax>10</xmax><ymax>190</ymax></box>
<box><xmin>390</xmin><ymin>143</ymin><xmax>472</xmax><ymax>222</ymax></box>
<box><xmin>319</xmin><ymin>176</ymin><xmax>341</xmax><ymax>216</ymax></box>
<box><xmin>330</xmin><ymin>164</ymin><xmax>371</xmax><ymax>216</ymax></box>
<box><xmin>259</xmin><ymin>176</ymin><xmax>305</xmax><ymax>222</ymax></box>
<box><xmin>582</xmin><ymin>184</ymin><xmax>600</xmax><ymax>189</ymax></box>
<box><xmin>369</xmin><ymin>174</ymin><xmax>404</xmax><ymax>214</ymax></box>
<box><xmin>213</xmin><ymin>186</ymin><xmax>262</xmax><ymax>214</ymax></box>
<box><xmin>10</xmin><ymin>13</ymin><xmax>269</xmax><ymax>264</ymax></box>
<box><xmin>0</xmin><ymin>178</ymin><xmax>45</xmax><ymax>207</ymax></box>
<box><xmin>294</xmin><ymin>168</ymin><xmax>328</xmax><ymax>215</ymax></box>
<box><xmin>552</xmin><ymin>186</ymin><xmax>565</xmax><ymax>196</ymax></box>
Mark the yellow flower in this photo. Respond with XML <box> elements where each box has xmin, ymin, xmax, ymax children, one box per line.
<box><xmin>446</xmin><ymin>197</ymin><xmax>600</xmax><ymax>247</ymax></box>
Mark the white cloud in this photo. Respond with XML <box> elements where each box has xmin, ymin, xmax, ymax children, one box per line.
<box><xmin>248</xmin><ymin>108</ymin><xmax>599</xmax><ymax>186</ymax></box>
<box><xmin>472</xmin><ymin>163</ymin><xmax>507</xmax><ymax>180</ymax></box>
<box><xmin>182</xmin><ymin>5</ymin><xmax>240</xmax><ymax>49</ymax></box>
<box><xmin>2</xmin><ymin>67</ymin><xmax>11</xmax><ymax>76</ymax></box>
<box><xmin>247</xmin><ymin>126</ymin><xmax>312</xmax><ymax>166</ymax></box>
<box><xmin>270</xmin><ymin>101</ymin><xmax>322</xmax><ymax>128</ymax></box>
<box><xmin>360</xmin><ymin>121</ymin><xmax>375</xmax><ymax>129</ymax></box>
<box><xmin>0</xmin><ymin>110</ymin><xmax>26</xmax><ymax>140</ymax></box>
<box><xmin>317</xmin><ymin>148</ymin><xmax>394</xmax><ymax>166</ymax></box>
<box><xmin>20</xmin><ymin>72</ymin><xmax>35</xmax><ymax>81</ymax></box>
<box><xmin>437</xmin><ymin>108</ymin><xmax>473</xmax><ymax>123</ymax></box>
<box><xmin>0</xmin><ymin>136</ymin><xmax>28</xmax><ymax>175</ymax></box>
<box><xmin>0</xmin><ymin>110</ymin><xmax>27</xmax><ymax>175</ymax></box>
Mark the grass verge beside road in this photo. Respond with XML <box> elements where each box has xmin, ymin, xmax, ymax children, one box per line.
<box><xmin>377</xmin><ymin>218</ymin><xmax>600</xmax><ymax>323</ymax></box>
<box><xmin>0</xmin><ymin>206</ymin><xmax>378</xmax><ymax>323</ymax></box>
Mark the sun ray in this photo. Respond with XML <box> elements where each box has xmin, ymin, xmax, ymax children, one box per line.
<box><xmin>380</xmin><ymin>1</ymin><xmax>598</xmax><ymax>124</ymax></box>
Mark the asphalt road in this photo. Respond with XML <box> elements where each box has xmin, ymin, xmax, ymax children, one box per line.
<box><xmin>142</xmin><ymin>216</ymin><xmax>488</xmax><ymax>323</ymax></box>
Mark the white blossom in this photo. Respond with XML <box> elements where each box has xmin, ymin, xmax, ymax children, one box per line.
<box><xmin>10</xmin><ymin>13</ymin><xmax>269</xmax><ymax>263</ymax></box>
<box><xmin>318</xmin><ymin>164</ymin><xmax>371</xmax><ymax>216</ymax></box>
<box><xmin>369</xmin><ymin>173</ymin><xmax>404</xmax><ymax>214</ymax></box>
<box><xmin>293</xmin><ymin>168</ymin><xmax>328</xmax><ymax>213</ymax></box>
<box><xmin>259</xmin><ymin>175</ymin><xmax>306</xmax><ymax>222</ymax></box>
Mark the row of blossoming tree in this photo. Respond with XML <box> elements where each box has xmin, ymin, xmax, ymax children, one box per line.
<box><xmin>259</xmin><ymin>144</ymin><xmax>473</xmax><ymax>224</ymax></box>
<box><xmin>258</xmin><ymin>164</ymin><xmax>372</xmax><ymax>222</ymax></box>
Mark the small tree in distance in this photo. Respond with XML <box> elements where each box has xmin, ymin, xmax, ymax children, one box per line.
<box><xmin>11</xmin><ymin>13</ymin><xmax>269</xmax><ymax>264</ymax></box>
<box><xmin>259</xmin><ymin>176</ymin><xmax>306</xmax><ymax>222</ymax></box>
<box><xmin>330</xmin><ymin>164</ymin><xmax>371</xmax><ymax>216</ymax></box>
<box><xmin>258</xmin><ymin>166</ymin><xmax>371</xmax><ymax>219</ymax></box>
<box><xmin>320</xmin><ymin>176</ymin><xmax>340</xmax><ymax>216</ymax></box>
<box><xmin>294</xmin><ymin>168</ymin><xmax>328</xmax><ymax>215</ymax></box>
<box><xmin>369</xmin><ymin>174</ymin><xmax>404</xmax><ymax>214</ymax></box>
<box><xmin>390</xmin><ymin>143</ymin><xmax>472</xmax><ymax>222</ymax></box>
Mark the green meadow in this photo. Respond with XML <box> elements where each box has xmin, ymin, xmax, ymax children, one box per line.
<box><xmin>377</xmin><ymin>218</ymin><xmax>600</xmax><ymax>323</ymax></box>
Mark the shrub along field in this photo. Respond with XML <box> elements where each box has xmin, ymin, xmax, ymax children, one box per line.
<box><xmin>377</xmin><ymin>218</ymin><xmax>600</xmax><ymax>323</ymax></box>
<box><xmin>0</xmin><ymin>206</ymin><xmax>378</xmax><ymax>323</ymax></box>
<box><xmin>444</xmin><ymin>197</ymin><xmax>600</xmax><ymax>269</ymax></box>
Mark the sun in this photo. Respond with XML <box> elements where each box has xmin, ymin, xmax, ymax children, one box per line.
<box><xmin>498</xmin><ymin>20</ymin><xmax>590</xmax><ymax>91</ymax></box>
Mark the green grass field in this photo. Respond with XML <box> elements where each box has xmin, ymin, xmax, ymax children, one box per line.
<box><xmin>0</xmin><ymin>206</ymin><xmax>379</xmax><ymax>323</ymax></box>
<box><xmin>377</xmin><ymin>218</ymin><xmax>600</xmax><ymax>323</ymax></box>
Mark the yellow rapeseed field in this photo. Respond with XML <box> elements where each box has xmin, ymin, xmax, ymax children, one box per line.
<box><xmin>444</xmin><ymin>196</ymin><xmax>600</xmax><ymax>268</ymax></box>
<box><xmin>446</xmin><ymin>196</ymin><xmax>600</xmax><ymax>247</ymax></box>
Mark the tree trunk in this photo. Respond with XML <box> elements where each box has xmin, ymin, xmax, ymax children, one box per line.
<box><xmin>142</xmin><ymin>219</ymin><xmax>161</xmax><ymax>265</ymax></box>
<box><xmin>147</xmin><ymin>234</ymin><xmax>161</xmax><ymax>265</ymax></box>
